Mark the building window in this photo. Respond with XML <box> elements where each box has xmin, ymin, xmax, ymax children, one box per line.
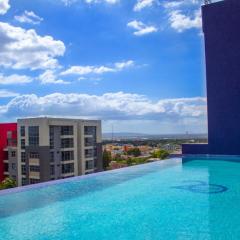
<box><xmin>85</xmin><ymin>137</ymin><xmax>94</xmax><ymax>147</ymax></box>
<box><xmin>11</xmin><ymin>163</ymin><xmax>16</xmax><ymax>170</ymax></box>
<box><xmin>61</xmin><ymin>151</ymin><xmax>74</xmax><ymax>161</ymax></box>
<box><xmin>20</xmin><ymin>126</ymin><xmax>25</xmax><ymax>137</ymax></box>
<box><xmin>22</xmin><ymin>178</ymin><xmax>27</xmax><ymax>186</ymax></box>
<box><xmin>61</xmin><ymin>138</ymin><xmax>74</xmax><ymax>148</ymax></box>
<box><xmin>4</xmin><ymin>163</ymin><xmax>8</xmax><ymax>172</ymax></box>
<box><xmin>30</xmin><ymin>179</ymin><xmax>40</xmax><ymax>184</ymax></box>
<box><xmin>62</xmin><ymin>163</ymin><xmax>74</xmax><ymax>174</ymax></box>
<box><xmin>29</xmin><ymin>166</ymin><xmax>40</xmax><ymax>172</ymax></box>
<box><xmin>85</xmin><ymin>160</ymin><xmax>94</xmax><ymax>170</ymax></box>
<box><xmin>50</xmin><ymin>152</ymin><xmax>54</xmax><ymax>162</ymax></box>
<box><xmin>29</xmin><ymin>152</ymin><xmax>39</xmax><ymax>159</ymax></box>
<box><xmin>11</xmin><ymin>175</ymin><xmax>16</xmax><ymax>181</ymax></box>
<box><xmin>61</xmin><ymin>126</ymin><xmax>73</xmax><ymax>136</ymax></box>
<box><xmin>50</xmin><ymin>165</ymin><xmax>55</xmax><ymax>175</ymax></box>
<box><xmin>11</xmin><ymin>151</ymin><xmax>16</xmax><ymax>157</ymax></box>
<box><xmin>85</xmin><ymin>149</ymin><xmax>94</xmax><ymax>158</ymax></box>
<box><xmin>21</xmin><ymin>165</ymin><xmax>26</xmax><ymax>175</ymax></box>
<box><xmin>28</xmin><ymin>126</ymin><xmax>39</xmax><ymax>146</ymax></box>
<box><xmin>21</xmin><ymin>139</ymin><xmax>25</xmax><ymax>149</ymax></box>
<box><xmin>21</xmin><ymin>152</ymin><xmax>26</xmax><ymax>163</ymax></box>
<box><xmin>49</xmin><ymin>126</ymin><xmax>54</xmax><ymax>149</ymax></box>
<box><xmin>84</xmin><ymin>126</ymin><xmax>96</xmax><ymax>135</ymax></box>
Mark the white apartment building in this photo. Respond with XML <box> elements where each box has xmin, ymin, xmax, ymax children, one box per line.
<box><xmin>16</xmin><ymin>117</ymin><xmax>102</xmax><ymax>186</ymax></box>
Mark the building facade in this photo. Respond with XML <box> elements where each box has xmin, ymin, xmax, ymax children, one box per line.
<box><xmin>2</xmin><ymin>117</ymin><xmax>102</xmax><ymax>186</ymax></box>
<box><xmin>183</xmin><ymin>0</ymin><xmax>240</xmax><ymax>155</ymax></box>
<box><xmin>0</xmin><ymin>123</ymin><xmax>17</xmax><ymax>182</ymax></box>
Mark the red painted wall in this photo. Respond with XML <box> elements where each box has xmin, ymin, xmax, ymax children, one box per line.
<box><xmin>0</xmin><ymin>123</ymin><xmax>17</xmax><ymax>181</ymax></box>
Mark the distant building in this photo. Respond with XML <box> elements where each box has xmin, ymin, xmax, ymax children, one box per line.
<box><xmin>183</xmin><ymin>0</ymin><xmax>240</xmax><ymax>155</ymax></box>
<box><xmin>1</xmin><ymin>118</ymin><xmax>102</xmax><ymax>186</ymax></box>
<box><xmin>0</xmin><ymin>123</ymin><xmax>17</xmax><ymax>182</ymax></box>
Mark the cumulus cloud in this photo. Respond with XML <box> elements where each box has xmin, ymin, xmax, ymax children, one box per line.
<box><xmin>0</xmin><ymin>0</ymin><xmax>10</xmax><ymax>15</ymax></box>
<box><xmin>0</xmin><ymin>22</ymin><xmax>65</xmax><ymax>70</ymax></box>
<box><xmin>38</xmin><ymin>70</ymin><xmax>69</xmax><ymax>84</ymax></box>
<box><xmin>61</xmin><ymin>60</ymin><xmax>134</xmax><ymax>76</ymax></box>
<box><xmin>0</xmin><ymin>74</ymin><xmax>32</xmax><ymax>85</ymax></box>
<box><xmin>134</xmin><ymin>0</ymin><xmax>157</xmax><ymax>12</ymax></box>
<box><xmin>163</xmin><ymin>0</ymin><xmax>200</xmax><ymax>9</ymax></box>
<box><xmin>85</xmin><ymin>0</ymin><xmax>119</xmax><ymax>4</ymax></box>
<box><xmin>169</xmin><ymin>10</ymin><xmax>202</xmax><ymax>32</ymax></box>
<box><xmin>0</xmin><ymin>89</ymin><xmax>19</xmax><ymax>98</ymax></box>
<box><xmin>127</xmin><ymin>20</ymin><xmax>157</xmax><ymax>36</ymax></box>
<box><xmin>15</xmin><ymin>11</ymin><xmax>43</xmax><ymax>25</ymax></box>
<box><xmin>61</xmin><ymin>0</ymin><xmax>119</xmax><ymax>5</ymax></box>
<box><xmin>0</xmin><ymin>92</ymin><xmax>207</xmax><ymax>121</ymax></box>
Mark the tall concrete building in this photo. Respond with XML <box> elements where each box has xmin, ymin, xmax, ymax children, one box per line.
<box><xmin>17</xmin><ymin>117</ymin><xmax>102</xmax><ymax>186</ymax></box>
<box><xmin>183</xmin><ymin>0</ymin><xmax>240</xmax><ymax>155</ymax></box>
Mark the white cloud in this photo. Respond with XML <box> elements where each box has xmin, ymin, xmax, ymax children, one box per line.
<box><xmin>127</xmin><ymin>20</ymin><xmax>157</xmax><ymax>36</ymax></box>
<box><xmin>38</xmin><ymin>70</ymin><xmax>69</xmax><ymax>84</ymax></box>
<box><xmin>61</xmin><ymin>0</ymin><xmax>77</xmax><ymax>6</ymax></box>
<box><xmin>61</xmin><ymin>60</ymin><xmax>134</xmax><ymax>76</ymax></box>
<box><xmin>0</xmin><ymin>92</ymin><xmax>207</xmax><ymax>121</ymax></box>
<box><xmin>0</xmin><ymin>22</ymin><xmax>65</xmax><ymax>70</ymax></box>
<box><xmin>163</xmin><ymin>0</ymin><xmax>200</xmax><ymax>9</ymax></box>
<box><xmin>134</xmin><ymin>0</ymin><xmax>157</xmax><ymax>12</ymax></box>
<box><xmin>61</xmin><ymin>0</ymin><xmax>119</xmax><ymax>5</ymax></box>
<box><xmin>0</xmin><ymin>89</ymin><xmax>19</xmax><ymax>98</ymax></box>
<box><xmin>15</xmin><ymin>11</ymin><xmax>43</xmax><ymax>25</ymax></box>
<box><xmin>85</xmin><ymin>0</ymin><xmax>119</xmax><ymax>4</ymax></box>
<box><xmin>169</xmin><ymin>10</ymin><xmax>202</xmax><ymax>32</ymax></box>
<box><xmin>0</xmin><ymin>0</ymin><xmax>10</xmax><ymax>15</ymax></box>
<box><xmin>0</xmin><ymin>74</ymin><xmax>32</xmax><ymax>85</ymax></box>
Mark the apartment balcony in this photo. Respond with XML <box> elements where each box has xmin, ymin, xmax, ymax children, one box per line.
<box><xmin>60</xmin><ymin>135</ymin><xmax>74</xmax><ymax>138</ymax></box>
<box><xmin>29</xmin><ymin>172</ymin><xmax>40</xmax><ymax>179</ymax></box>
<box><xmin>61</xmin><ymin>160</ymin><xmax>74</xmax><ymax>164</ymax></box>
<box><xmin>84</xmin><ymin>145</ymin><xmax>94</xmax><ymax>150</ymax></box>
<box><xmin>61</xmin><ymin>172</ymin><xmax>74</xmax><ymax>178</ymax></box>
<box><xmin>29</xmin><ymin>158</ymin><xmax>40</xmax><ymax>166</ymax></box>
<box><xmin>85</xmin><ymin>169</ymin><xmax>94</xmax><ymax>174</ymax></box>
<box><xmin>85</xmin><ymin>157</ymin><xmax>94</xmax><ymax>162</ymax></box>
<box><xmin>60</xmin><ymin>147</ymin><xmax>74</xmax><ymax>151</ymax></box>
<box><xmin>85</xmin><ymin>160</ymin><xmax>94</xmax><ymax>172</ymax></box>
<box><xmin>84</xmin><ymin>134</ymin><xmax>93</xmax><ymax>138</ymax></box>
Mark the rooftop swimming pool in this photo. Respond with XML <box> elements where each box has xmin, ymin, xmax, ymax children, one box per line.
<box><xmin>1</xmin><ymin>156</ymin><xmax>240</xmax><ymax>239</ymax></box>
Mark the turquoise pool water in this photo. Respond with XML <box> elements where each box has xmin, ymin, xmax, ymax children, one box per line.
<box><xmin>1</xmin><ymin>157</ymin><xmax>240</xmax><ymax>240</ymax></box>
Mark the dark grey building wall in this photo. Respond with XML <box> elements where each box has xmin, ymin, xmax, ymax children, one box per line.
<box><xmin>95</xmin><ymin>143</ymin><xmax>103</xmax><ymax>172</ymax></box>
<box><xmin>25</xmin><ymin>146</ymin><xmax>51</xmax><ymax>183</ymax></box>
<box><xmin>50</xmin><ymin>126</ymin><xmax>62</xmax><ymax>179</ymax></box>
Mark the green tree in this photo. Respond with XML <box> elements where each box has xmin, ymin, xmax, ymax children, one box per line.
<box><xmin>152</xmin><ymin>149</ymin><xmax>169</xmax><ymax>160</ymax></box>
<box><xmin>102</xmin><ymin>150</ymin><xmax>112</xmax><ymax>170</ymax></box>
<box><xmin>0</xmin><ymin>177</ymin><xmax>16</xmax><ymax>190</ymax></box>
<box><xmin>127</xmin><ymin>148</ymin><xmax>141</xmax><ymax>157</ymax></box>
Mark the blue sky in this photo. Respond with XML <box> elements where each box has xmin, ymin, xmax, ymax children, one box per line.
<box><xmin>0</xmin><ymin>0</ymin><xmax>209</xmax><ymax>134</ymax></box>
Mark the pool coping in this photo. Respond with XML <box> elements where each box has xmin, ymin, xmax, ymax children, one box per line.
<box><xmin>0</xmin><ymin>158</ymin><xmax>182</xmax><ymax>196</ymax></box>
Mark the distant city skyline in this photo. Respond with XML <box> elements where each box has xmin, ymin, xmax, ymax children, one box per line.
<box><xmin>0</xmin><ymin>0</ymin><xmax>212</xmax><ymax>134</ymax></box>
